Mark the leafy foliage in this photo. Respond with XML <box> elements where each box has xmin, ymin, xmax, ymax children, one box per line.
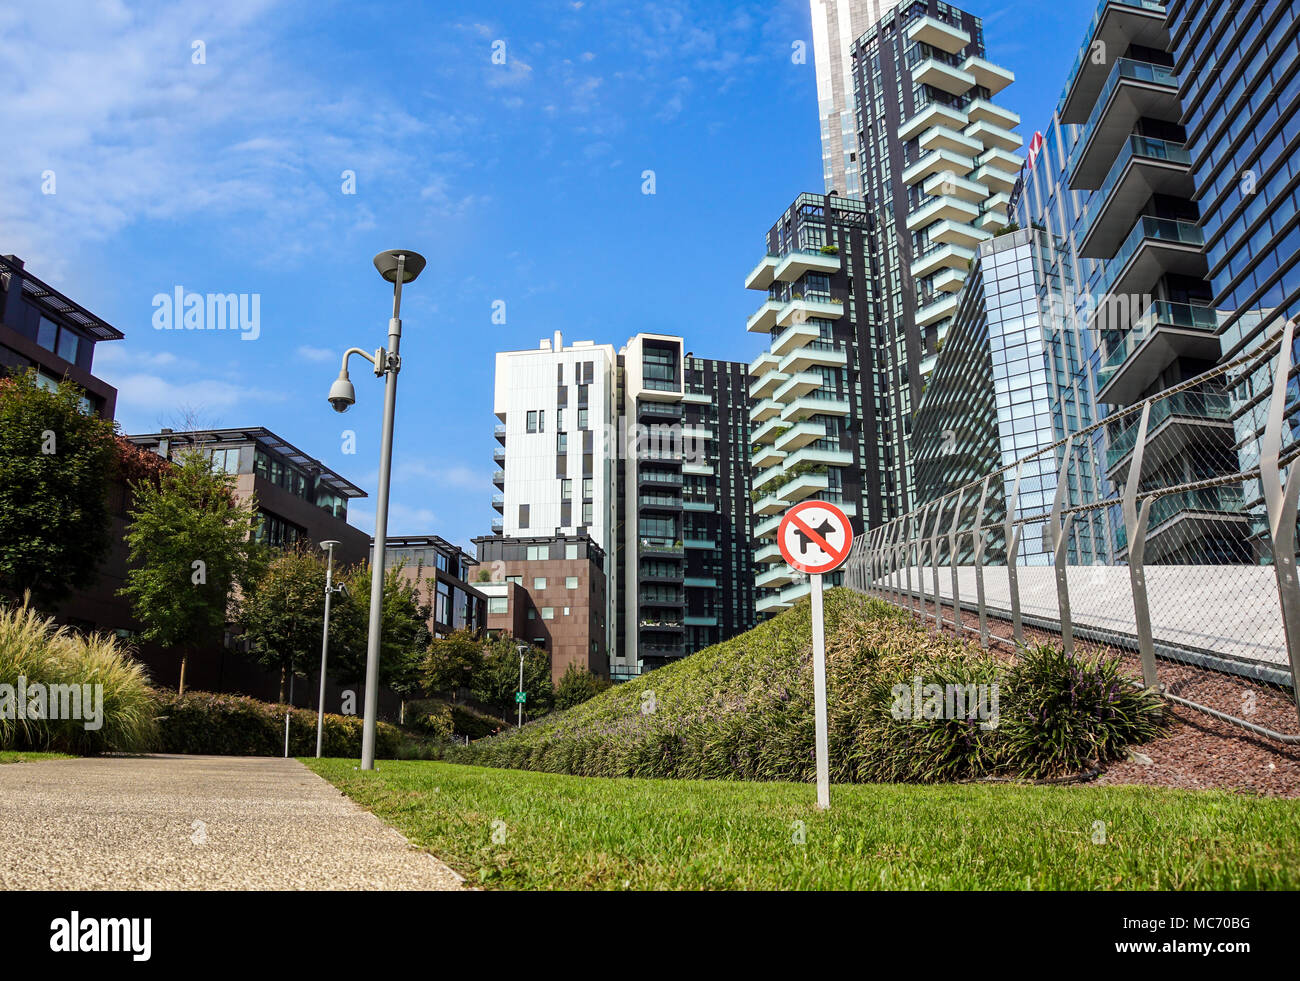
<box><xmin>420</xmin><ymin>629</ymin><xmax>484</xmax><ymax>698</ymax></box>
<box><xmin>328</xmin><ymin>562</ymin><xmax>431</xmax><ymax>695</ymax></box>
<box><xmin>468</xmin><ymin>634</ymin><xmax>553</xmax><ymax>719</ymax></box>
<box><xmin>240</xmin><ymin>544</ymin><xmax>330</xmax><ymax>700</ymax></box>
<box><xmin>554</xmin><ymin>663</ymin><xmax>612</xmax><ymax>710</ymax></box>
<box><xmin>0</xmin><ymin>372</ymin><xmax>119</xmax><ymax>604</ymax></box>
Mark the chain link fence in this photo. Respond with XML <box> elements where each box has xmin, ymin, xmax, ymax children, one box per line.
<box><xmin>843</xmin><ymin>320</ymin><xmax>1300</xmax><ymax>737</ymax></box>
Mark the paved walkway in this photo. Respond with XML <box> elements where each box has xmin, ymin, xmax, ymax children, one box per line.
<box><xmin>0</xmin><ymin>755</ymin><xmax>464</xmax><ymax>890</ymax></box>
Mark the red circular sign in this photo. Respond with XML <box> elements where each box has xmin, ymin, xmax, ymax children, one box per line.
<box><xmin>777</xmin><ymin>500</ymin><xmax>854</xmax><ymax>575</ymax></box>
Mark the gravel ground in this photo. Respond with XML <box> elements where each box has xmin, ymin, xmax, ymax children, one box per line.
<box><xmin>0</xmin><ymin>754</ymin><xmax>466</xmax><ymax>890</ymax></box>
<box><xmin>893</xmin><ymin>595</ymin><xmax>1300</xmax><ymax>797</ymax></box>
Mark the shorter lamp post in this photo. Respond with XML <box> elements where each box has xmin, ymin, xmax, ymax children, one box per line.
<box><xmin>516</xmin><ymin>643</ymin><xmax>528</xmax><ymax>728</ymax></box>
<box><xmin>316</xmin><ymin>539</ymin><xmax>345</xmax><ymax>758</ymax></box>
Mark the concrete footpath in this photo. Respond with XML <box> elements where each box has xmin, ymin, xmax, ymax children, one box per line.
<box><xmin>0</xmin><ymin>755</ymin><xmax>464</xmax><ymax>890</ymax></box>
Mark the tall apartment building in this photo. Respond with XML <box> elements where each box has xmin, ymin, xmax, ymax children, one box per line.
<box><xmin>490</xmin><ymin>332</ymin><xmax>755</xmax><ymax>679</ymax></box>
<box><xmin>811</xmin><ymin>0</ymin><xmax>905</xmax><ymax>198</ymax></box>
<box><xmin>0</xmin><ymin>253</ymin><xmax>121</xmax><ymax>419</ymax></box>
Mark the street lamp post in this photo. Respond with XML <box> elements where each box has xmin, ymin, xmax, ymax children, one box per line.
<box><xmin>516</xmin><ymin>643</ymin><xmax>527</xmax><ymax>728</ymax></box>
<box><xmin>327</xmin><ymin>249</ymin><xmax>426</xmax><ymax>770</ymax></box>
<box><xmin>315</xmin><ymin>539</ymin><xmax>343</xmax><ymax>758</ymax></box>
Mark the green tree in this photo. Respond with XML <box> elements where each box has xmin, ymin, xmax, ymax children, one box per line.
<box><xmin>240</xmin><ymin>543</ymin><xmax>329</xmax><ymax>702</ymax></box>
<box><xmin>330</xmin><ymin>563</ymin><xmax>431</xmax><ymax>696</ymax></box>
<box><xmin>470</xmin><ymin>634</ymin><xmax>553</xmax><ymax>721</ymax></box>
<box><xmin>420</xmin><ymin>629</ymin><xmax>484</xmax><ymax>700</ymax></box>
<box><xmin>119</xmin><ymin>448</ymin><xmax>261</xmax><ymax>693</ymax></box>
<box><xmin>554</xmin><ymin>662</ymin><xmax>612</xmax><ymax>710</ymax></box>
<box><xmin>0</xmin><ymin>371</ymin><xmax>118</xmax><ymax>605</ymax></box>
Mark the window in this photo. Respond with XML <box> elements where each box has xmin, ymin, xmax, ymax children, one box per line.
<box><xmin>565</xmin><ymin>576</ymin><xmax>578</xmax><ymax>589</ymax></box>
<box><xmin>561</xmin><ymin>478</ymin><xmax>572</xmax><ymax>498</ymax></box>
<box><xmin>582</xmin><ymin>502</ymin><xmax>593</xmax><ymax>524</ymax></box>
<box><xmin>538</xmin><ymin>410</ymin><xmax>545</xmax><ymax>433</ymax></box>
<box><xmin>583</xmin><ymin>477</ymin><xmax>593</xmax><ymax>498</ymax></box>
<box><xmin>506</xmin><ymin>575</ymin><xmax>522</xmax><ymax>585</ymax></box>
<box><xmin>488</xmin><ymin>597</ymin><xmax>508</xmax><ymax>614</ymax></box>
<box><xmin>565</xmin><ymin>544</ymin><xmax>580</xmax><ymax>560</ymax></box>
<box><xmin>519</xmin><ymin>504</ymin><xmax>529</xmax><ymax>528</ymax></box>
<box><xmin>557</xmin><ymin>408</ymin><xmax>565</xmax><ymax>431</ymax></box>
<box><xmin>578</xmin><ymin>408</ymin><xmax>589</xmax><ymax>429</ymax></box>
<box><xmin>541</xmin><ymin>607</ymin><xmax>555</xmax><ymax>620</ymax></box>
<box><xmin>527</xmin><ymin>411</ymin><xmax>539</xmax><ymax>433</ymax></box>
<box><xmin>527</xmin><ymin>609</ymin><xmax>536</xmax><ymax>620</ymax></box>
<box><xmin>210</xmin><ymin>447</ymin><xmax>240</xmax><ymax>472</ymax></box>
<box><xmin>534</xmin><ymin>577</ymin><xmax>547</xmax><ymax>589</ymax></box>
<box><xmin>37</xmin><ymin>317</ymin><xmax>58</xmax><ymax>352</ymax></box>
<box><xmin>527</xmin><ymin>545</ymin><xmax>548</xmax><ymax>560</ymax></box>
<box><xmin>558</xmin><ymin>433</ymin><xmax>568</xmax><ymax>453</ymax></box>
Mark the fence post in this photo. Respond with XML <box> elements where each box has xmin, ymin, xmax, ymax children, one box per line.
<box><xmin>1260</xmin><ymin>318</ymin><xmax>1300</xmax><ymax>723</ymax></box>
<box><xmin>1005</xmin><ymin>463</ymin><xmax>1025</xmax><ymax>644</ymax></box>
<box><xmin>1048</xmin><ymin>435</ymin><xmax>1075</xmax><ymax>656</ymax></box>
<box><xmin>1122</xmin><ymin>400</ymin><xmax>1159</xmax><ymax>688</ymax></box>
<box><xmin>974</xmin><ymin>475</ymin><xmax>991</xmax><ymax>649</ymax></box>
<box><xmin>929</xmin><ymin>498</ymin><xmax>945</xmax><ymax>630</ymax></box>
<box><xmin>947</xmin><ymin>487</ymin><xmax>965</xmax><ymax>638</ymax></box>
<box><xmin>915</xmin><ymin>506</ymin><xmax>931</xmax><ymax>619</ymax></box>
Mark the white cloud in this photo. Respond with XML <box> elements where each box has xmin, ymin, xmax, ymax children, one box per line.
<box><xmin>296</xmin><ymin>345</ymin><xmax>336</xmax><ymax>363</ymax></box>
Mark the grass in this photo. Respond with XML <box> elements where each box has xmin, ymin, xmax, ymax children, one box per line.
<box><xmin>0</xmin><ymin>751</ymin><xmax>72</xmax><ymax>764</ymax></box>
<box><xmin>306</xmin><ymin>758</ymin><xmax>1300</xmax><ymax>890</ymax></box>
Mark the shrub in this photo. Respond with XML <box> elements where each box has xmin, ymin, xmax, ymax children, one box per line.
<box><xmin>554</xmin><ymin>663</ymin><xmax>613</xmax><ymax>710</ymax></box>
<box><xmin>998</xmin><ymin>644</ymin><xmax>1168</xmax><ymax>778</ymax></box>
<box><xmin>0</xmin><ymin>601</ymin><xmax>156</xmax><ymax>754</ymax></box>
<box><xmin>152</xmin><ymin>690</ymin><xmax>401</xmax><ymax>758</ymax></box>
<box><xmin>405</xmin><ymin>698</ymin><xmax>505</xmax><ymax>740</ymax></box>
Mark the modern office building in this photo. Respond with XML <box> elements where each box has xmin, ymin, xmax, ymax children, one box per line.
<box><xmin>811</xmin><ymin>0</ymin><xmax>905</xmax><ymax>198</ymax></box>
<box><xmin>473</xmin><ymin>533</ymin><xmax>608</xmax><ymax>681</ymax></box>
<box><xmin>377</xmin><ymin>535</ymin><xmax>486</xmax><ymax>639</ymax></box>
<box><xmin>0</xmin><ymin>253</ymin><xmax>122</xmax><ymax>418</ymax></box>
<box><xmin>489</xmin><ymin>332</ymin><xmax>755</xmax><ymax>678</ymax></box>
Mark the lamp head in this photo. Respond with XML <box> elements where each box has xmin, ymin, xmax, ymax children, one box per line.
<box><xmin>319</xmin><ymin>540</ymin><xmax>340</xmax><ymax>551</ymax></box>
<box><xmin>328</xmin><ymin>370</ymin><xmax>356</xmax><ymax>413</ymax></box>
<box><xmin>373</xmin><ymin>250</ymin><xmax>427</xmax><ymax>284</ymax></box>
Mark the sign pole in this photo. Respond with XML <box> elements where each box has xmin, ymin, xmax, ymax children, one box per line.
<box><xmin>810</xmin><ymin>572</ymin><xmax>830</xmax><ymax>810</ymax></box>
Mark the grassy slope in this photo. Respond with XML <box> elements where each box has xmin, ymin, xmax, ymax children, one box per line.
<box><xmin>306</xmin><ymin>758</ymin><xmax>1300</xmax><ymax>890</ymax></box>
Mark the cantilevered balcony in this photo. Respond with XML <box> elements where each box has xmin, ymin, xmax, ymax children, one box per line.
<box><xmin>961</xmin><ymin>55</ymin><xmax>1013</xmax><ymax>96</ymax></box>
<box><xmin>1096</xmin><ymin>300</ymin><xmax>1220</xmax><ymax>404</ymax></box>
<box><xmin>1069</xmin><ymin>59</ymin><xmax>1181</xmax><ymax>189</ymax></box>
<box><xmin>920</xmin><ymin>125</ymin><xmax>983</xmax><ymax>158</ymax></box>
<box><xmin>1115</xmin><ymin>486</ymin><xmax>1250</xmax><ymax>563</ymax></box>
<box><xmin>754</xmin><ymin>490</ymin><xmax>786</xmax><ymax>516</ymax></box>
<box><xmin>917</xmin><ymin>292</ymin><xmax>962</xmax><ymax>327</ymax></box>
<box><xmin>1079</xmin><ymin>136</ymin><xmax>1193</xmax><ymax>258</ymax></box>
<box><xmin>776</xmin><ymin>294</ymin><xmax>844</xmax><ymax>328</ymax></box>
<box><xmin>774</xmin><ymin>248</ymin><xmax>840</xmax><ymax>283</ymax></box>
<box><xmin>923</xmin><ymin>170</ymin><xmax>989</xmax><ymax>203</ymax></box>
<box><xmin>931</xmin><ymin>267</ymin><xmax>967</xmax><ymax>293</ymax></box>
<box><xmin>755</xmin><ymin>511</ymin><xmax>783</xmax><ymax>540</ymax></box>
<box><xmin>1059</xmin><ymin>0</ymin><xmax>1171</xmax><ymax>125</ymax></box>
<box><xmin>757</xmin><ymin>564</ymin><xmax>796</xmax><ymax>590</ymax></box>
<box><xmin>769</xmin><ymin>321</ymin><xmax>822</xmax><ymax>358</ymax></box>
<box><xmin>906</xmin><ymin>14</ymin><xmax>970</xmax><ymax>54</ymax></box>
<box><xmin>964</xmin><ymin>119</ymin><xmax>1022</xmax><ymax>154</ymax></box>
<box><xmin>1105</xmin><ymin>390</ymin><xmax>1234</xmax><ymax>482</ymax></box>
<box><xmin>975</xmin><ymin>194</ymin><xmax>1012</xmax><ymax>229</ymax></box>
<box><xmin>492</xmin><ymin>468</ymin><xmax>505</xmax><ymax>488</ymax></box>
<box><xmin>774</xmin><ymin>370</ymin><xmax>824</xmax><ymax>403</ymax></box>
<box><xmin>751</xmin><ymin>443</ymin><xmax>786</xmax><ymax>469</ymax></box>
<box><xmin>754</xmin><ymin>541</ymin><xmax>784</xmax><ymax>564</ymax></box>
<box><xmin>1087</xmin><ymin>218</ymin><xmax>1206</xmax><ymax>342</ymax></box>
<box><xmin>903</xmin><ymin>149</ymin><xmax>976</xmax><ymax>188</ymax></box>
<box><xmin>751</xmin><ymin>407</ymin><xmax>784</xmax><ymax>437</ymax></box>
<box><xmin>745</xmin><ymin>253</ymin><xmax>780</xmax><ymax>291</ymax></box>
<box><xmin>491</xmin><ymin>493</ymin><xmax>504</xmax><ymax>512</ymax></box>
<box><xmin>774</xmin><ymin>420</ymin><xmax>825</xmax><ymax>453</ymax></box>
<box><xmin>492</xmin><ymin>447</ymin><xmax>505</xmax><ymax>466</ymax></box>
<box><xmin>915</xmin><ymin>57</ymin><xmax>976</xmax><ymax>96</ymax></box>
<box><xmin>749</xmin><ymin>370</ymin><xmax>788</xmax><ymax>400</ymax></box>
<box><xmin>747</xmin><ymin>298</ymin><xmax>784</xmax><ymax>333</ymax></box>
<box><xmin>494</xmin><ymin>424</ymin><xmax>507</xmax><ymax>444</ymax></box>
<box><xmin>780</xmin><ymin>393</ymin><xmax>851</xmax><ymax>424</ymax></box>
<box><xmin>779</xmin><ymin>471</ymin><xmax>829</xmax><ymax>503</ymax></box>
<box><xmin>928</xmin><ymin>218</ymin><xmax>991</xmax><ymax>249</ymax></box>
<box><xmin>910</xmin><ymin>242</ymin><xmax>975</xmax><ymax>280</ymax></box>
<box><xmin>779</xmin><ymin>340</ymin><xmax>846</xmax><ymax>374</ymax></box>
<box><xmin>898</xmin><ymin>102</ymin><xmax>967</xmax><ymax>143</ymax></box>
<box><xmin>966</xmin><ymin>98</ymin><xmax>1020</xmax><ymax>130</ymax></box>
<box><xmin>784</xmin><ymin>444</ymin><xmax>854</xmax><ymax>470</ymax></box>
<box><xmin>756</xmin><ymin>591</ymin><xmax>792</xmax><ymax>614</ymax></box>
<box><xmin>753</xmin><ymin>462</ymin><xmax>784</xmax><ymax>492</ymax></box>
<box><xmin>906</xmin><ymin>194</ymin><xmax>980</xmax><ymax>233</ymax></box>
<box><xmin>749</xmin><ymin>350</ymin><xmax>780</xmax><ymax>377</ymax></box>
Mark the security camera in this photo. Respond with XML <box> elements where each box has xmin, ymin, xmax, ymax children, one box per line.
<box><xmin>328</xmin><ymin>372</ymin><xmax>355</xmax><ymax>413</ymax></box>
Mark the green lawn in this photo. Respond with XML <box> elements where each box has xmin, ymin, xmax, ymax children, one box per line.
<box><xmin>0</xmin><ymin>751</ymin><xmax>73</xmax><ymax>764</ymax></box>
<box><xmin>306</xmin><ymin>759</ymin><xmax>1300</xmax><ymax>890</ymax></box>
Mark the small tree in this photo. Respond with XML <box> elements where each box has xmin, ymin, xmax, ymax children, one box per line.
<box><xmin>120</xmin><ymin>448</ymin><xmax>261</xmax><ymax>694</ymax></box>
<box><xmin>554</xmin><ymin>662</ymin><xmax>612</xmax><ymax>710</ymax></box>
<box><xmin>471</xmin><ymin>634</ymin><xmax>553</xmax><ymax>721</ymax></box>
<box><xmin>330</xmin><ymin>563</ymin><xmax>431</xmax><ymax>696</ymax></box>
<box><xmin>420</xmin><ymin>629</ymin><xmax>484</xmax><ymax>701</ymax></box>
<box><xmin>0</xmin><ymin>371</ymin><xmax>118</xmax><ymax>605</ymax></box>
<box><xmin>240</xmin><ymin>543</ymin><xmax>329</xmax><ymax>702</ymax></box>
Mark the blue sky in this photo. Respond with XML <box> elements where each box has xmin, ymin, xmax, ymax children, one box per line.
<box><xmin>0</xmin><ymin>0</ymin><xmax>1096</xmax><ymax>551</ymax></box>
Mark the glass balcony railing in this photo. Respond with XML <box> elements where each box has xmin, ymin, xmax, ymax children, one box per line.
<box><xmin>1090</xmin><ymin>217</ymin><xmax>1204</xmax><ymax>302</ymax></box>
<box><xmin>1079</xmin><ymin>136</ymin><xmax>1191</xmax><ymax>234</ymax></box>
<box><xmin>640</xmin><ymin>537</ymin><xmax>684</xmax><ymax>554</ymax></box>
<box><xmin>1071</xmin><ymin>58</ymin><xmax>1179</xmax><ymax>170</ymax></box>
<box><xmin>1106</xmin><ymin>391</ymin><xmax>1232</xmax><ymax>468</ymax></box>
<box><xmin>1096</xmin><ymin>300</ymin><xmax>1218</xmax><ymax>390</ymax></box>
<box><xmin>1115</xmin><ymin>485</ymin><xmax>1245</xmax><ymax>550</ymax></box>
<box><xmin>1059</xmin><ymin>0</ymin><xmax>1169</xmax><ymax>116</ymax></box>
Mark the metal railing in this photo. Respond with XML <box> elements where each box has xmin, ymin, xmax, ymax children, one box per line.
<box><xmin>843</xmin><ymin>320</ymin><xmax>1300</xmax><ymax>738</ymax></box>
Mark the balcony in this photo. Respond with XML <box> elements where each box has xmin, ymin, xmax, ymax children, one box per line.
<box><xmin>784</xmin><ymin>444</ymin><xmax>854</xmax><ymax>470</ymax></box>
<box><xmin>906</xmin><ymin>14</ymin><xmax>970</xmax><ymax>54</ymax></box>
<box><xmin>754</xmin><ymin>491</ymin><xmax>786</xmax><ymax>516</ymax></box>
<box><xmin>684</xmin><ymin>575</ymin><xmax>718</xmax><ymax>588</ymax></box>
<box><xmin>639</xmin><ymin>618</ymin><xmax>684</xmax><ymax>632</ymax></box>
<box><xmin>915</xmin><ymin>57</ymin><xmax>975</xmax><ymax>96</ymax></box>
<box><xmin>927</xmin><ymin>218</ymin><xmax>990</xmax><ymax>250</ymax></box>
<box><xmin>1059</xmin><ymin>0</ymin><xmax>1172</xmax><ymax>125</ymax></box>
<box><xmin>684</xmin><ymin>614</ymin><xmax>719</xmax><ymax>627</ymax></box>
<box><xmin>492</xmin><ymin>447</ymin><xmax>505</xmax><ymax>465</ymax></box>
<box><xmin>491</xmin><ymin>518</ymin><xmax>503</xmax><ymax>534</ymax></box>
<box><xmin>639</xmin><ymin>537</ymin><xmax>684</xmax><ymax>557</ymax></box>
<box><xmin>780</xmin><ymin>394</ymin><xmax>852</xmax><ymax>424</ymax></box>
<box><xmin>1068</xmin><ymin>59</ymin><xmax>1181</xmax><ymax>189</ymax></box>
<box><xmin>751</xmin><ymin>417</ymin><xmax>783</xmax><ymax>448</ymax></box>
<box><xmin>1105</xmin><ymin>390</ymin><xmax>1234</xmax><ymax>481</ymax></box>
<box><xmin>637</xmin><ymin>469</ymin><xmax>684</xmax><ymax>488</ymax></box>
<box><xmin>931</xmin><ymin>267</ymin><xmax>967</xmax><ymax>293</ymax></box>
<box><xmin>684</xmin><ymin>497</ymin><xmax>715</xmax><ymax>512</ymax></box>
<box><xmin>751</xmin><ymin>443</ymin><xmax>785</xmax><ymax>469</ymax></box>
<box><xmin>494</xmin><ymin>424</ymin><xmax>507</xmax><ymax>444</ymax></box>
<box><xmin>638</xmin><ymin>400</ymin><xmax>683</xmax><ymax>421</ymax></box>
<box><xmin>757</xmin><ymin>565</ymin><xmax>796</xmax><ymax>590</ymax></box>
<box><xmin>754</xmin><ymin>541</ymin><xmax>783</xmax><ymax>564</ymax></box>
<box><xmin>638</xmin><ymin>492</ymin><xmax>683</xmax><ymax>511</ymax></box>
<box><xmin>683</xmin><ymin>537</ymin><xmax>716</xmax><ymax>550</ymax></box>
<box><xmin>906</xmin><ymin>194</ymin><xmax>979</xmax><ymax>233</ymax></box>
<box><xmin>753</xmin><ymin>464</ymin><xmax>784</xmax><ymax>491</ymax></box>
<box><xmin>1078</xmin><ymin>136</ymin><xmax>1194</xmax><ymax>259</ymax></box>
<box><xmin>902</xmin><ymin>148</ymin><xmax>976</xmax><ymax>188</ymax></box>
<box><xmin>776</xmin><ymin>294</ymin><xmax>844</xmax><ymax>329</ymax></box>
<box><xmin>964</xmin><ymin>118</ymin><xmax>1021</xmax><ymax>153</ymax></box>
<box><xmin>1087</xmin><ymin>218</ymin><xmax>1206</xmax><ymax>339</ymax></box>
<box><xmin>919</xmin><ymin>125</ymin><xmax>983</xmax><ymax>158</ymax></box>
<box><xmin>910</xmin><ymin>242</ymin><xmax>975</xmax><ymax>280</ymax></box>
<box><xmin>775</xmin><ymin>420</ymin><xmax>825</xmax><ymax>453</ymax></box>
<box><xmin>770</xmin><ymin>321</ymin><xmax>823</xmax><ymax>358</ymax></box>
<box><xmin>774</xmin><ymin>370</ymin><xmax>824</xmax><ymax>403</ymax></box>
<box><xmin>961</xmin><ymin>55</ymin><xmax>1013</xmax><ymax>96</ymax></box>
<box><xmin>745</xmin><ymin>253</ymin><xmax>780</xmax><ymax>291</ymax></box>
<box><xmin>756</xmin><ymin>592</ymin><xmax>793</xmax><ymax>615</ymax></box>
<box><xmin>898</xmin><ymin>102</ymin><xmax>967</xmax><ymax>143</ymax></box>
<box><xmin>752</xmin><ymin>398</ymin><xmax>783</xmax><ymax>424</ymax></box>
<box><xmin>755</xmin><ymin>512</ymin><xmax>783</xmax><ymax>539</ymax></box>
<box><xmin>774</xmin><ymin>248</ymin><xmax>841</xmax><ymax>282</ymax></box>
<box><xmin>966</xmin><ymin>98</ymin><xmax>1020</xmax><ymax>130</ymax></box>
<box><xmin>1115</xmin><ymin>486</ymin><xmax>1250</xmax><ymax>563</ymax></box>
<box><xmin>778</xmin><ymin>471</ymin><xmax>829</xmax><ymax>503</ymax></box>
<box><xmin>922</xmin><ymin>170</ymin><xmax>988</xmax><ymax>203</ymax></box>
<box><xmin>749</xmin><ymin>350</ymin><xmax>780</xmax><ymax>377</ymax></box>
<box><xmin>492</xmin><ymin>469</ymin><xmax>505</xmax><ymax>487</ymax></box>
<box><xmin>780</xmin><ymin>340</ymin><xmax>846</xmax><ymax>374</ymax></box>
<box><xmin>682</xmin><ymin>461</ymin><xmax>714</xmax><ymax>477</ymax></box>
<box><xmin>747</xmin><ymin>298</ymin><xmax>784</xmax><ymax>333</ymax></box>
<box><xmin>916</xmin><ymin>292</ymin><xmax>962</xmax><ymax>327</ymax></box>
<box><xmin>640</xmin><ymin>642</ymin><xmax>686</xmax><ymax>660</ymax></box>
<box><xmin>1096</xmin><ymin>300</ymin><xmax>1220</xmax><ymax>404</ymax></box>
<box><xmin>491</xmin><ymin>493</ymin><xmax>504</xmax><ymax>512</ymax></box>
<box><xmin>749</xmin><ymin>370</ymin><xmax>788</xmax><ymax>400</ymax></box>
<box><xmin>640</xmin><ymin>590</ymin><xmax>685</xmax><ymax>608</ymax></box>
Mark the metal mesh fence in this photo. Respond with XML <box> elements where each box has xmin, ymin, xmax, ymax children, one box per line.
<box><xmin>846</xmin><ymin>319</ymin><xmax>1300</xmax><ymax>733</ymax></box>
